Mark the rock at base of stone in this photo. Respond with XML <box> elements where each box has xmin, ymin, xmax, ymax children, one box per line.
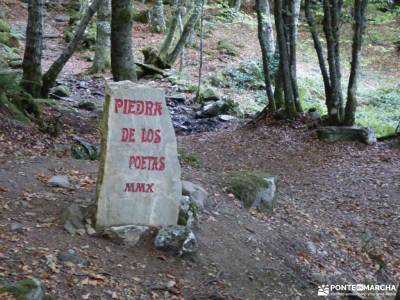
<box><xmin>103</xmin><ymin>225</ymin><xmax>149</xmax><ymax>247</ymax></box>
<box><xmin>178</xmin><ymin>196</ymin><xmax>198</xmax><ymax>228</ymax></box>
<box><xmin>0</xmin><ymin>278</ymin><xmax>45</xmax><ymax>300</ymax></box>
<box><xmin>317</xmin><ymin>126</ymin><xmax>377</xmax><ymax>145</ymax></box>
<box><xmin>227</xmin><ymin>172</ymin><xmax>277</xmax><ymax>213</ymax></box>
<box><xmin>154</xmin><ymin>225</ymin><xmax>197</xmax><ymax>255</ymax></box>
<box><xmin>181</xmin><ymin>180</ymin><xmax>208</xmax><ymax>211</ymax></box>
<box><xmin>60</xmin><ymin>204</ymin><xmax>86</xmax><ymax>235</ymax></box>
<box><xmin>48</xmin><ymin>175</ymin><xmax>70</xmax><ymax>189</ymax></box>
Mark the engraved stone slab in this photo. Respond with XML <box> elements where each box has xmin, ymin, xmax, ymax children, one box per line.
<box><xmin>95</xmin><ymin>81</ymin><xmax>182</xmax><ymax>229</ymax></box>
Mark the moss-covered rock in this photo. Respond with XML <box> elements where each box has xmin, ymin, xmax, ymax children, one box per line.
<box><xmin>0</xmin><ymin>19</ymin><xmax>11</xmax><ymax>33</ymax></box>
<box><xmin>226</xmin><ymin>171</ymin><xmax>277</xmax><ymax>213</ymax></box>
<box><xmin>217</xmin><ymin>39</ymin><xmax>239</xmax><ymax>56</ymax></box>
<box><xmin>197</xmin><ymin>86</ymin><xmax>221</xmax><ymax>102</ymax></box>
<box><xmin>77</xmin><ymin>101</ymin><xmax>96</xmax><ymax>111</ymax></box>
<box><xmin>0</xmin><ymin>278</ymin><xmax>45</xmax><ymax>300</ymax></box>
<box><xmin>50</xmin><ymin>85</ymin><xmax>70</xmax><ymax>97</ymax></box>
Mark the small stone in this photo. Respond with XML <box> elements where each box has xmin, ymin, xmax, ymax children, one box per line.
<box><xmin>85</xmin><ymin>223</ymin><xmax>96</xmax><ymax>235</ymax></box>
<box><xmin>219</xmin><ymin>114</ymin><xmax>238</xmax><ymax>122</ymax></box>
<box><xmin>306</xmin><ymin>241</ymin><xmax>317</xmax><ymax>254</ymax></box>
<box><xmin>61</xmin><ymin>204</ymin><xmax>85</xmax><ymax>235</ymax></box>
<box><xmin>58</xmin><ymin>249</ymin><xmax>89</xmax><ymax>266</ymax></box>
<box><xmin>154</xmin><ymin>225</ymin><xmax>198</xmax><ymax>255</ymax></box>
<box><xmin>10</xmin><ymin>222</ymin><xmax>23</xmax><ymax>232</ymax></box>
<box><xmin>103</xmin><ymin>225</ymin><xmax>149</xmax><ymax>246</ymax></box>
<box><xmin>182</xmin><ymin>180</ymin><xmax>208</xmax><ymax>210</ymax></box>
<box><xmin>49</xmin><ymin>175</ymin><xmax>70</xmax><ymax>189</ymax></box>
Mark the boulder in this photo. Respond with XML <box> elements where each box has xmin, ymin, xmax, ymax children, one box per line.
<box><xmin>200</xmin><ymin>100</ymin><xmax>226</xmax><ymax>117</ymax></box>
<box><xmin>181</xmin><ymin>180</ymin><xmax>208</xmax><ymax>210</ymax></box>
<box><xmin>227</xmin><ymin>171</ymin><xmax>277</xmax><ymax>213</ymax></box>
<box><xmin>50</xmin><ymin>85</ymin><xmax>70</xmax><ymax>97</ymax></box>
<box><xmin>197</xmin><ymin>86</ymin><xmax>221</xmax><ymax>101</ymax></box>
<box><xmin>60</xmin><ymin>204</ymin><xmax>85</xmax><ymax>235</ymax></box>
<box><xmin>317</xmin><ymin>126</ymin><xmax>377</xmax><ymax>145</ymax></box>
<box><xmin>103</xmin><ymin>225</ymin><xmax>149</xmax><ymax>246</ymax></box>
<box><xmin>154</xmin><ymin>225</ymin><xmax>198</xmax><ymax>255</ymax></box>
<box><xmin>48</xmin><ymin>175</ymin><xmax>70</xmax><ymax>189</ymax></box>
<box><xmin>0</xmin><ymin>278</ymin><xmax>45</xmax><ymax>300</ymax></box>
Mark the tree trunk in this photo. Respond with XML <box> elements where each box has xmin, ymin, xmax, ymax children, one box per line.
<box><xmin>166</xmin><ymin>0</ymin><xmax>202</xmax><ymax>66</ymax></box>
<box><xmin>344</xmin><ymin>0</ymin><xmax>368</xmax><ymax>125</ymax></box>
<box><xmin>92</xmin><ymin>0</ymin><xmax>111</xmax><ymax>73</ymax></box>
<box><xmin>111</xmin><ymin>0</ymin><xmax>137</xmax><ymax>82</ymax></box>
<box><xmin>288</xmin><ymin>0</ymin><xmax>302</xmax><ymax>112</ymax></box>
<box><xmin>323</xmin><ymin>0</ymin><xmax>342</xmax><ymax>124</ymax></box>
<box><xmin>305</xmin><ymin>0</ymin><xmax>332</xmax><ymax>107</ymax></box>
<box><xmin>274</xmin><ymin>0</ymin><xmax>297</xmax><ymax>118</ymax></box>
<box><xmin>229</xmin><ymin>0</ymin><xmax>241</xmax><ymax>12</ymax></box>
<box><xmin>41</xmin><ymin>0</ymin><xmax>101</xmax><ymax>97</ymax></box>
<box><xmin>21</xmin><ymin>0</ymin><xmax>44</xmax><ymax>98</ymax></box>
<box><xmin>159</xmin><ymin>0</ymin><xmax>182</xmax><ymax>59</ymax></box>
<box><xmin>196</xmin><ymin>0</ymin><xmax>205</xmax><ymax>100</ymax></box>
<box><xmin>150</xmin><ymin>0</ymin><xmax>166</xmax><ymax>33</ymax></box>
<box><xmin>256</xmin><ymin>0</ymin><xmax>275</xmax><ymax>112</ymax></box>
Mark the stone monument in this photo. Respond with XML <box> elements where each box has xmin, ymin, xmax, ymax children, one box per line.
<box><xmin>95</xmin><ymin>81</ymin><xmax>182</xmax><ymax>229</ymax></box>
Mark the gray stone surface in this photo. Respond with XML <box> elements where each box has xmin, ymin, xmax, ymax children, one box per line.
<box><xmin>103</xmin><ymin>225</ymin><xmax>149</xmax><ymax>246</ymax></box>
<box><xmin>154</xmin><ymin>225</ymin><xmax>197</xmax><ymax>255</ymax></box>
<box><xmin>48</xmin><ymin>175</ymin><xmax>70</xmax><ymax>189</ymax></box>
<box><xmin>58</xmin><ymin>249</ymin><xmax>89</xmax><ymax>266</ymax></box>
<box><xmin>182</xmin><ymin>180</ymin><xmax>208</xmax><ymax>210</ymax></box>
<box><xmin>95</xmin><ymin>82</ymin><xmax>182</xmax><ymax>228</ymax></box>
<box><xmin>60</xmin><ymin>204</ymin><xmax>85</xmax><ymax>235</ymax></box>
<box><xmin>317</xmin><ymin>126</ymin><xmax>377</xmax><ymax>145</ymax></box>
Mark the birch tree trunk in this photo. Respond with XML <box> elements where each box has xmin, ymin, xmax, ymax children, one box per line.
<box><xmin>41</xmin><ymin>0</ymin><xmax>101</xmax><ymax>97</ymax></box>
<box><xmin>111</xmin><ymin>0</ymin><xmax>137</xmax><ymax>82</ymax></box>
<box><xmin>256</xmin><ymin>0</ymin><xmax>275</xmax><ymax>112</ymax></box>
<box><xmin>166</xmin><ymin>0</ymin><xmax>203</xmax><ymax>66</ymax></box>
<box><xmin>21</xmin><ymin>0</ymin><xmax>44</xmax><ymax>97</ymax></box>
<box><xmin>344</xmin><ymin>0</ymin><xmax>368</xmax><ymax>125</ymax></box>
<box><xmin>159</xmin><ymin>0</ymin><xmax>182</xmax><ymax>58</ymax></box>
<box><xmin>150</xmin><ymin>0</ymin><xmax>166</xmax><ymax>33</ymax></box>
<box><xmin>92</xmin><ymin>0</ymin><xmax>111</xmax><ymax>73</ymax></box>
